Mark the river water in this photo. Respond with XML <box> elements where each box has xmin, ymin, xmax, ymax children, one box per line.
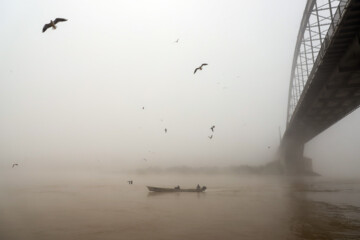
<box><xmin>0</xmin><ymin>169</ymin><xmax>359</xmax><ymax>240</ymax></box>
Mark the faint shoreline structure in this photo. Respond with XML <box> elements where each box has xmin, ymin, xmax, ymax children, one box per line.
<box><xmin>132</xmin><ymin>163</ymin><xmax>319</xmax><ymax>176</ymax></box>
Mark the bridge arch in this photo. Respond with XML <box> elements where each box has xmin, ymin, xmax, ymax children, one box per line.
<box><xmin>281</xmin><ymin>0</ymin><xmax>360</xmax><ymax>174</ymax></box>
<box><xmin>287</xmin><ymin>0</ymin><xmax>347</xmax><ymax>126</ymax></box>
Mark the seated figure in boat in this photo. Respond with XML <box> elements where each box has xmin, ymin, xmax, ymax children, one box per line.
<box><xmin>196</xmin><ymin>184</ymin><xmax>201</xmax><ymax>190</ymax></box>
<box><xmin>174</xmin><ymin>185</ymin><xmax>180</xmax><ymax>190</ymax></box>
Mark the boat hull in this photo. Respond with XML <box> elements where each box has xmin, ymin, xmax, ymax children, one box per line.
<box><xmin>147</xmin><ymin>186</ymin><xmax>206</xmax><ymax>192</ymax></box>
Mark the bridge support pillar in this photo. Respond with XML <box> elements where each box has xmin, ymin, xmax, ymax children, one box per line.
<box><xmin>280</xmin><ymin>138</ymin><xmax>316</xmax><ymax>175</ymax></box>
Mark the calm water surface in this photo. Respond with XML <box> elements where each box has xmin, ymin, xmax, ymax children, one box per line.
<box><xmin>0</xmin><ymin>169</ymin><xmax>359</xmax><ymax>240</ymax></box>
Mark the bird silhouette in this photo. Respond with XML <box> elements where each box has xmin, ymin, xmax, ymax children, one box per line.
<box><xmin>174</xmin><ymin>38</ymin><xmax>179</xmax><ymax>43</ymax></box>
<box><xmin>42</xmin><ymin>18</ymin><xmax>67</xmax><ymax>32</ymax></box>
<box><xmin>142</xmin><ymin>107</ymin><xmax>145</xmax><ymax>110</ymax></box>
<box><xmin>12</xmin><ymin>163</ymin><xmax>18</xmax><ymax>168</ymax></box>
<box><xmin>164</xmin><ymin>128</ymin><xmax>167</xmax><ymax>133</ymax></box>
<box><xmin>208</xmin><ymin>135</ymin><xmax>213</xmax><ymax>139</ymax></box>
<box><xmin>194</xmin><ymin>63</ymin><xmax>208</xmax><ymax>74</ymax></box>
<box><xmin>210</xmin><ymin>125</ymin><xmax>215</xmax><ymax>132</ymax></box>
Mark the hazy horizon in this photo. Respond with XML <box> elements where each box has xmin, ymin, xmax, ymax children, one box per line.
<box><xmin>1</xmin><ymin>0</ymin><xmax>359</xmax><ymax>176</ymax></box>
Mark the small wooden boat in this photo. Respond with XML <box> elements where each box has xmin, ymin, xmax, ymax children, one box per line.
<box><xmin>147</xmin><ymin>186</ymin><xmax>206</xmax><ymax>193</ymax></box>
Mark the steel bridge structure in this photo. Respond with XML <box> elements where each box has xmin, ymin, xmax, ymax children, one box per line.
<box><xmin>281</xmin><ymin>0</ymin><xmax>360</xmax><ymax>173</ymax></box>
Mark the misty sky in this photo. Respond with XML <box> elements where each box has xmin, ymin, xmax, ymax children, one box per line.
<box><xmin>0</xmin><ymin>0</ymin><xmax>359</xmax><ymax>174</ymax></box>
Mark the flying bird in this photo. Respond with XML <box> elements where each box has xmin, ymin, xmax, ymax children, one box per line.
<box><xmin>208</xmin><ymin>135</ymin><xmax>213</xmax><ymax>139</ymax></box>
<box><xmin>142</xmin><ymin>107</ymin><xmax>145</xmax><ymax>110</ymax></box>
<box><xmin>42</xmin><ymin>18</ymin><xmax>67</xmax><ymax>32</ymax></box>
<box><xmin>194</xmin><ymin>63</ymin><xmax>208</xmax><ymax>74</ymax></box>
<box><xmin>164</xmin><ymin>128</ymin><xmax>167</xmax><ymax>133</ymax></box>
<box><xmin>174</xmin><ymin>38</ymin><xmax>179</xmax><ymax>43</ymax></box>
<box><xmin>12</xmin><ymin>163</ymin><xmax>18</xmax><ymax>168</ymax></box>
<box><xmin>210</xmin><ymin>125</ymin><xmax>215</xmax><ymax>132</ymax></box>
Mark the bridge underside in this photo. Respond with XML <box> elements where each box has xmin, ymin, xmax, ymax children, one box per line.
<box><xmin>286</xmin><ymin>7</ymin><xmax>360</xmax><ymax>142</ymax></box>
<box><xmin>281</xmin><ymin>0</ymin><xmax>360</xmax><ymax>174</ymax></box>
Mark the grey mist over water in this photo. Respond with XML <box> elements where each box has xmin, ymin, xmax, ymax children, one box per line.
<box><xmin>1</xmin><ymin>0</ymin><xmax>360</xmax><ymax>174</ymax></box>
<box><xmin>1</xmin><ymin>0</ymin><xmax>360</xmax><ymax>239</ymax></box>
<box><xmin>1</xmin><ymin>169</ymin><xmax>360</xmax><ymax>240</ymax></box>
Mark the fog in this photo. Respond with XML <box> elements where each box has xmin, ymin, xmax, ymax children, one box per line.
<box><xmin>0</xmin><ymin>0</ymin><xmax>359</xmax><ymax>175</ymax></box>
<box><xmin>306</xmin><ymin>109</ymin><xmax>360</xmax><ymax>177</ymax></box>
<box><xmin>2</xmin><ymin>2</ymin><xmax>360</xmax><ymax>239</ymax></box>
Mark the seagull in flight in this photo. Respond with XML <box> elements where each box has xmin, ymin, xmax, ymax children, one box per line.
<box><xmin>174</xmin><ymin>38</ymin><xmax>179</xmax><ymax>43</ymax></box>
<box><xmin>210</xmin><ymin>125</ymin><xmax>215</xmax><ymax>132</ymax></box>
<box><xmin>194</xmin><ymin>63</ymin><xmax>208</xmax><ymax>74</ymax></box>
<box><xmin>42</xmin><ymin>18</ymin><xmax>67</xmax><ymax>32</ymax></box>
<box><xmin>208</xmin><ymin>135</ymin><xmax>213</xmax><ymax>139</ymax></box>
<box><xmin>12</xmin><ymin>163</ymin><xmax>18</xmax><ymax>168</ymax></box>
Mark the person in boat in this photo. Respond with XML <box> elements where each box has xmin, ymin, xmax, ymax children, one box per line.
<box><xmin>197</xmin><ymin>184</ymin><xmax>201</xmax><ymax>190</ymax></box>
<box><xmin>174</xmin><ymin>185</ymin><xmax>180</xmax><ymax>190</ymax></box>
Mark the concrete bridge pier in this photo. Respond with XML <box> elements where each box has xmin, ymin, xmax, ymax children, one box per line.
<box><xmin>279</xmin><ymin>138</ymin><xmax>315</xmax><ymax>175</ymax></box>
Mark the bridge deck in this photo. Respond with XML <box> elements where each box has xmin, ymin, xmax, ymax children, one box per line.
<box><xmin>285</xmin><ymin>0</ymin><xmax>360</xmax><ymax>142</ymax></box>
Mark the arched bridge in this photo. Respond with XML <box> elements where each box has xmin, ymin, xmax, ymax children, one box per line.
<box><xmin>281</xmin><ymin>0</ymin><xmax>360</xmax><ymax>173</ymax></box>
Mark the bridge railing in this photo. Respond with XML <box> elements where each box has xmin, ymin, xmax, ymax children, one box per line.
<box><xmin>286</xmin><ymin>0</ymin><xmax>349</xmax><ymax>126</ymax></box>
